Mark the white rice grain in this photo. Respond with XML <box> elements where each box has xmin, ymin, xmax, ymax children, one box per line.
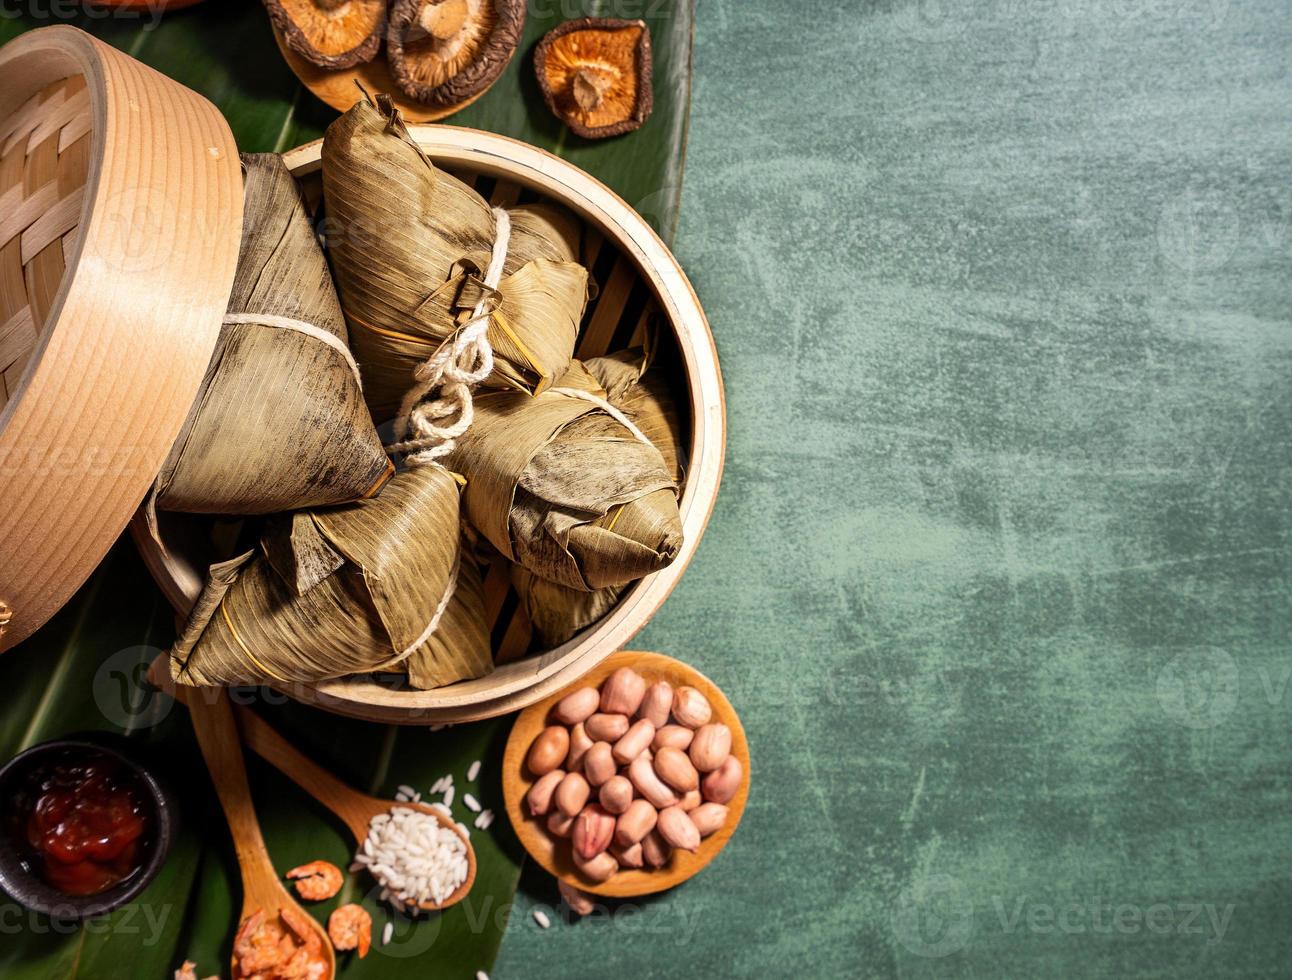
<box><xmin>357</xmin><ymin>806</ymin><xmax>470</xmax><ymax>909</ymax></box>
<box><xmin>463</xmin><ymin>793</ymin><xmax>481</xmax><ymax>813</ymax></box>
<box><xmin>442</xmin><ymin>786</ymin><xmax>455</xmax><ymax>808</ymax></box>
<box><xmin>533</xmin><ymin>909</ymin><xmax>551</xmax><ymax>929</ymax></box>
<box><xmin>476</xmin><ymin>972</ymin><xmax>490</xmax><ymax>980</ymax></box>
<box><xmin>467</xmin><ymin>760</ymin><xmax>481</xmax><ymax>782</ymax></box>
<box><xmin>382</xmin><ymin>921</ymin><xmax>393</xmax><ymax>945</ymax></box>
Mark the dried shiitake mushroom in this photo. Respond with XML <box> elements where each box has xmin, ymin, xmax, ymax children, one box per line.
<box><xmin>264</xmin><ymin>0</ymin><xmax>386</xmax><ymax>69</ymax></box>
<box><xmin>387</xmin><ymin>0</ymin><xmax>526</xmax><ymax>107</ymax></box>
<box><xmin>535</xmin><ymin>18</ymin><xmax>653</xmax><ymax>140</ymax></box>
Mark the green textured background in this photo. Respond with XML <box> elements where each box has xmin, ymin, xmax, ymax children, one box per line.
<box><xmin>497</xmin><ymin>0</ymin><xmax>1292</xmax><ymax>977</ymax></box>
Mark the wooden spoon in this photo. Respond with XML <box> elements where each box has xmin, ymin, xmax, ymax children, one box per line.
<box><xmin>154</xmin><ymin>658</ymin><xmax>476</xmax><ymax>911</ymax></box>
<box><xmin>233</xmin><ymin>704</ymin><xmax>477</xmax><ymax>911</ymax></box>
<box><xmin>187</xmin><ymin>688</ymin><xmax>336</xmax><ymax>979</ymax></box>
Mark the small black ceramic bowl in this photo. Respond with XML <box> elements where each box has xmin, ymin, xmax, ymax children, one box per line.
<box><xmin>0</xmin><ymin>734</ymin><xmax>177</xmax><ymax>920</ymax></box>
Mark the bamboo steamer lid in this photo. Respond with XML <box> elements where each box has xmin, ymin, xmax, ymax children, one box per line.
<box><xmin>0</xmin><ymin>26</ymin><xmax>242</xmax><ymax>652</ymax></box>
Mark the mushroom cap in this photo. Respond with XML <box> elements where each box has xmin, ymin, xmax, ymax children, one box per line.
<box><xmin>535</xmin><ymin>18</ymin><xmax>654</xmax><ymax>140</ymax></box>
<box><xmin>387</xmin><ymin>0</ymin><xmax>526</xmax><ymax>107</ymax></box>
<box><xmin>264</xmin><ymin>0</ymin><xmax>386</xmax><ymax>70</ymax></box>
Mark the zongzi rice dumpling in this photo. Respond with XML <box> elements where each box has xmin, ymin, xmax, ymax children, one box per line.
<box><xmin>513</xmin><ymin>565</ymin><xmax>621</xmax><ymax>649</ymax></box>
<box><xmin>584</xmin><ymin>346</ymin><xmax>687</xmax><ymax>482</ymax></box>
<box><xmin>446</xmin><ymin>360</ymin><xmax>683</xmax><ymax>593</ymax></box>
<box><xmin>515</xmin><ymin>345</ymin><xmax>688</xmax><ymax>645</ymax></box>
<box><xmin>321</xmin><ymin>95</ymin><xmax>590</xmax><ymax>422</ymax></box>
<box><xmin>170</xmin><ymin>465</ymin><xmax>462</xmax><ymax>688</ymax></box>
<box><xmin>378</xmin><ymin>541</ymin><xmax>493</xmax><ymax>690</ymax></box>
<box><xmin>153</xmin><ymin>153</ymin><xmax>392</xmax><ymax>518</ymax></box>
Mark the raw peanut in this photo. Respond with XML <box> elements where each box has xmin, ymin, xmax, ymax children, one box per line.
<box><xmin>654</xmin><ymin>746</ymin><xmax>699</xmax><ymax>792</ymax></box>
<box><xmin>573</xmin><ymin>804</ymin><xmax>616</xmax><ymax>859</ymax></box>
<box><xmin>573</xmin><ymin>849</ymin><xmax>618</xmax><ymax>883</ymax></box>
<box><xmin>554</xmin><ymin>772</ymin><xmax>591</xmax><ymax>818</ymax></box>
<box><xmin>526</xmin><ymin>769</ymin><xmax>566</xmax><ymax>816</ymax></box>
<box><xmin>566</xmin><ymin>722</ymin><xmax>593</xmax><ymax>771</ymax></box>
<box><xmin>553</xmin><ymin>687</ymin><xmax>600</xmax><ymax>726</ymax></box>
<box><xmin>671</xmin><ymin>687</ymin><xmax>712</xmax><ymax>728</ymax></box>
<box><xmin>599</xmin><ymin>775</ymin><xmax>634</xmax><ymax>815</ymax></box>
<box><xmin>653</xmin><ymin>725</ymin><xmax>694</xmax><ymax>752</ymax></box>
<box><xmin>612</xmin><ymin>719</ymin><xmax>656</xmax><ymax>765</ymax></box>
<box><xmin>547</xmin><ymin>810</ymin><xmax>576</xmax><ymax>838</ymax></box>
<box><xmin>610</xmin><ymin>841</ymin><xmax>644</xmax><ymax>869</ymax></box>
<box><xmin>689</xmin><ymin>723</ymin><xmax>732</xmax><ymax>773</ymax></box>
<box><xmin>641</xmin><ymin>829</ymin><xmax>671</xmax><ymax>868</ymax></box>
<box><xmin>628</xmin><ymin>755</ymin><xmax>678</xmax><ymax>808</ymax></box>
<box><xmin>583</xmin><ymin>741</ymin><xmax>617</xmax><ymax>786</ymax></box>
<box><xmin>656</xmin><ymin>806</ymin><xmax>701</xmax><ymax>852</ymax></box>
<box><xmin>702</xmin><ymin>755</ymin><xmax>743</xmax><ymax>804</ymax></box>
<box><xmin>614</xmin><ymin>799</ymin><xmax>659</xmax><ymax>847</ymax></box>
<box><xmin>600</xmin><ymin>667</ymin><xmax>647</xmax><ymax>715</ymax></box>
<box><xmin>585</xmin><ymin>713</ymin><xmax>630</xmax><ymax>742</ymax></box>
<box><xmin>559</xmin><ymin>879</ymin><xmax>596</xmax><ymax>916</ymax></box>
<box><xmin>679</xmin><ymin>788</ymin><xmax>702</xmax><ymax>812</ymax></box>
<box><xmin>689</xmin><ymin>802</ymin><xmax>729</xmax><ymax>837</ymax></box>
<box><xmin>639</xmin><ymin>681</ymin><xmax>674</xmax><ymax>727</ymax></box>
<box><xmin>527</xmin><ymin>726</ymin><xmax>570</xmax><ymax>776</ymax></box>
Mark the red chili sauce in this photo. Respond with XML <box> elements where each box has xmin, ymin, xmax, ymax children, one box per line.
<box><xmin>10</xmin><ymin>752</ymin><xmax>152</xmax><ymax>896</ymax></box>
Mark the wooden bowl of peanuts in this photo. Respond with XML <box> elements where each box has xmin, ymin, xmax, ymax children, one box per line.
<box><xmin>502</xmin><ymin>650</ymin><xmax>749</xmax><ymax>898</ymax></box>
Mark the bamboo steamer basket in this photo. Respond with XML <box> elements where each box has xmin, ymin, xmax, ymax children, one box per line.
<box><xmin>135</xmin><ymin>127</ymin><xmax>724</xmax><ymax>722</ymax></box>
<box><xmin>0</xmin><ymin>26</ymin><xmax>241</xmax><ymax>652</ymax></box>
<box><xmin>0</xmin><ymin>28</ymin><xmax>723</xmax><ymax>722</ymax></box>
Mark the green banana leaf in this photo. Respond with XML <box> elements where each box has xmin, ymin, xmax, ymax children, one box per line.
<box><xmin>0</xmin><ymin>0</ymin><xmax>694</xmax><ymax>976</ymax></box>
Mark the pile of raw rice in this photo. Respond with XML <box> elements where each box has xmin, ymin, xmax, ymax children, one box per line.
<box><xmin>355</xmin><ymin>807</ymin><xmax>470</xmax><ymax>908</ymax></box>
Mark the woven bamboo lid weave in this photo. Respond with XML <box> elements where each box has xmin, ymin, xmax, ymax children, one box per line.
<box><xmin>0</xmin><ymin>26</ymin><xmax>242</xmax><ymax>652</ymax></box>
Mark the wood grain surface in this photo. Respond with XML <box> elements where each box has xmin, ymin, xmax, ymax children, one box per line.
<box><xmin>187</xmin><ymin>686</ymin><xmax>336</xmax><ymax>977</ymax></box>
<box><xmin>0</xmin><ymin>26</ymin><xmax>241</xmax><ymax>653</ymax></box>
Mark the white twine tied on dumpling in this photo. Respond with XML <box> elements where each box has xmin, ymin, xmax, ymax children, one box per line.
<box><xmin>388</xmin><ymin>206</ymin><xmax>512</xmax><ymax>463</ymax></box>
<box><xmin>547</xmin><ymin>384</ymin><xmax>654</xmax><ymax>448</ymax></box>
<box><xmin>222</xmin><ymin>313</ymin><xmax>366</xmax><ymax>388</ymax></box>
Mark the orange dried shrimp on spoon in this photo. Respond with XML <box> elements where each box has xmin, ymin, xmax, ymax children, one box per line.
<box><xmin>285</xmin><ymin>860</ymin><xmax>344</xmax><ymax>901</ymax></box>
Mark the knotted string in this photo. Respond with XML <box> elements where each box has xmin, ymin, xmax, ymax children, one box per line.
<box><xmin>388</xmin><ymin>206</ymin><xmax>512</xmax><ymax>463</ymax></box>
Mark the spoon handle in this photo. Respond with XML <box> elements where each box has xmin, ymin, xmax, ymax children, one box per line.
<box><xmin>234</xmin><ymin>704</ymin><xmax>374</xmax><ymax>841</ymax></box>
<box><xmin>187</xmin><ymin>688</ymin><xmax>281</xmax><ymax>910</ymax></box>
<box><xmin>151</xmin><ymin>656</ymin><xmax>372</xmax><ymax>840</ymax></box>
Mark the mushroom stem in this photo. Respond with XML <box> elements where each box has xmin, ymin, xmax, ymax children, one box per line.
<box><xmin>420</xmin><ymin>0</ymin><xmax>469</xmax><ymax>40</ymax></box>
<box><xmin>572</xmin><ymin>68</ymin><xmax>613</xmax><ymax>111</ymax></box>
